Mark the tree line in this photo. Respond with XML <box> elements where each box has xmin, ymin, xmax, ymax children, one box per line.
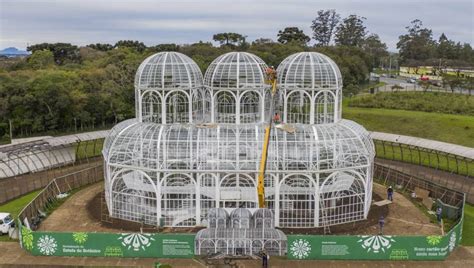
<box><xmin>0</xmin><ymin>10</ymin><xmax>472</xmax><ymax>140</ymax></box>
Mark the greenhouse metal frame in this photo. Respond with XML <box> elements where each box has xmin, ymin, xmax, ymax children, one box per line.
<box><xmin>103</xmin><ymin>51</ymin><xmax>375</xmax><ymax>232</ymax></box>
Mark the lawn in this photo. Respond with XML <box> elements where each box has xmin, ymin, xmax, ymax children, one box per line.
<box><xmin>462</xmin><ymin>203</ymin><xmax>474</xmax><ymax>246</ymax></box>
<box><xmin>348</xmin><ymin>92</ymin><xmax>474</xmax><ymax>116</ymax></box>
<box><xmin>342</xmin><ymin>100</ymin><xmax>474</xmax><ymax>147</ymax></box>
<box><xmin>0</xmin><ymin>190</ymin><xmax>40</xmax><ymax>241</ymax></box>
<box><xmin>0</xmin><ymin>190</ymin><xmax>40</xmax><ymax>219</ymax></box>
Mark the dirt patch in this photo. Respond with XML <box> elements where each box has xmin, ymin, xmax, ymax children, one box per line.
<box><xmin>86</xmin><ymin>191</ymin><xmax>204</xmax><ymax>233</ymax></box>
<box><xmin>39</xmin><ymin>181</ymin><xmax>441</xmax><ymax>236</ymax></box>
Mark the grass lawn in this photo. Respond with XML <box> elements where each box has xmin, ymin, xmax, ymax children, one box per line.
<box><xmin>462</xmin><ymin>203</ymin><xmax>474</xmax><ymax>246</ymax></box>
<box><xmin>0</xmin><ymin>190</ymin><xmax>40</xmax><ymax>241</ymax></box>
<box><xmin>0</xmin><ymin>190</ymin><xmax>40</xmax><ymax>219</ymax></box>
<box><xmin>342</xmin><ymin>99</ymin><xmax>474</xmax><ymax>148</ymax></box>
<box><xmin>348</xmin><ymin>92</ymin><xmax>474</xmax><ymax>116</ymax></box>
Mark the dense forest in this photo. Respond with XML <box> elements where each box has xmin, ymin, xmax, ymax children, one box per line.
<box><xmin>0</xmin><ymin>10</ymin><xmax>472</xmax><ymax>140</ymax></box>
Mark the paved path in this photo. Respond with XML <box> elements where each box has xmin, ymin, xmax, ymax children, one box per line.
<box><xmin>377</xmin><ymin>77</ymin><xmax>472</xmax><ymax>95</ymax></box>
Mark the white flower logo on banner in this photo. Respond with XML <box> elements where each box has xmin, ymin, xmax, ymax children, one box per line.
<box><xmin>118</xmin><ymin>233</ymin><xmax>154</xmax><ymax>251</ymax></box>
<box><xmin>448</xmin><ymin>232</ymin><xmax>456</xmax><ymax>252</ymax></box>
<box><xmin>358</xmin><ymin>235</ymin><xmax>395</xmax><ymax>253</ymax></box>
<box><xmin>37</xmin><ymin>235</ymin><xmax>58</xmax><ymax>255</ymax></box>
<box><xmin>290</xmin><ymin>239</ymin><xmax>312</xmax><ymax>259</ymax></box>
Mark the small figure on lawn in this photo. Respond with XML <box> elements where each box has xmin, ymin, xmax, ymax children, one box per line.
<box><xmin>387</xmin><ymin>185</ymin><xmax>394</xmax><ymax>201</ymax></box>
<box><xmin>378</xmin><ymin>215</ymin><xmax>385</xmax><ymax>235</ymax></box>
<box><xmin>436</xmin><ymin>207</ymin><xmax>443</xmax><ymax>225</ymax></box>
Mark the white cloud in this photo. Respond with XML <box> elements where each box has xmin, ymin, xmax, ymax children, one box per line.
<box><xmin>0</xmin><ymin>0</ymin><xmax>472</xmax><ymax>50</ymax></box>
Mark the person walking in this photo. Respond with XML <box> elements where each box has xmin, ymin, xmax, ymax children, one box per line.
<box><xmin>378</xmin><ymin>215</ymin><xmax>385</xmax><ymax>235</ymax></box>
<box><xmin>436</xmin><ymin>207</ymin><xmax>443</xmax><ymax>225</ymax></box>
<box><xmin>387</xmin><ymin>186</ymin><xmax>394</xmax><ymax>201</ymax></box>
<box><xmin>262</xmin><ymin>250</ymin><xmax>268</xmax><ymax>268</ymax></box>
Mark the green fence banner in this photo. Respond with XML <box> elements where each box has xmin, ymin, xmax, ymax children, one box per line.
<box><xmin>20</xmin><ymin>228</ymin><xmax>195</xmax><ymax>258</ymax></box>
<box><xmin>288</xmin><ymin>217</ymin><xmax>463</xmax><ymax>261</ymax></box>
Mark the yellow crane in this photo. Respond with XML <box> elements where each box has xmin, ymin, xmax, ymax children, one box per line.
<box><xmin>257</xmin><ymin>68</ymin><xmax>278</xmax><ymax>208</ymax></box>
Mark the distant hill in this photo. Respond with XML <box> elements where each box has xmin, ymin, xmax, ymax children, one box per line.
<box><xmin>0</xmin><ymin>47</ymin><xmax>30</xmax><ymax>57</ymax></box>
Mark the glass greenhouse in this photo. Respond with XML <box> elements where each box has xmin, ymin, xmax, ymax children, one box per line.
<box><xmin>103</xmin><ymin>51</ymin><xmax>374</xmax><ymax>233</ymax></box>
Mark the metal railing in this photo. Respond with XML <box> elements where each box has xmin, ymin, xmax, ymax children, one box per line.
<box><xmin>373</xmin><ymin>139</ymin><xmax>473</xmax><ymax>178</ymax></box>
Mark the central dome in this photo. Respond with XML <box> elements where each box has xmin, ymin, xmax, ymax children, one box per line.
<box><xmin>204</xmin><ymin>52</ymin><xmax>268</xmax><ymax>90</ymax></box>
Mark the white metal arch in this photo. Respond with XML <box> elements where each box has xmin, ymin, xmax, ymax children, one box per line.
<box><xmin>277</xmin><ymin>173</ymin><xmax>317</xmax><ymax>227</ymax></box>
<box><xmin>313</xmin><ymin>89</ymin><xmax>337</xmax><ymax>124</ymax></box>
<box><xmin>284</xmin><ymin>89</ymin><xmax>313</xmax><ymax>124</ymax></box>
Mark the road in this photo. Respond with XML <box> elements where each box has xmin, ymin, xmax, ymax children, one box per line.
<box><xmin>376</xmin><ymin>76</ymin><xmax>472</xmax><ymax>95</ymax></box>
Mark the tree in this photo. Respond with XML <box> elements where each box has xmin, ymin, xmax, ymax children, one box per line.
<box><xmin>391</xmin><ymin>84</ymin><xmax>404</xmax><ymax>92</ymax></box>
<box><xmin>114</xmin><ymin>40</ymin><xmax>146</xmax><ymax>52</ymax></box>
<box><xmin>418</xmin><ymin>80</ymin><xmax>431</xmax><ymax>92</ymax></box>
<box><xmin>362</xmin><ymin>34</ymin><xmax>388</xmax><ymax>67</ymax></box>
<box><xmin>442</xmin><ymin>74</ymin><xmax>464</xmax><ymax>93</ymax></box>
<box><xmin>28</xmin><ymin>50</ymin><xmax>54</xmax><ymax>69</ymax></box>
<box><xmin>397</xmin><ymin>20</ymin><xmax>436</xmax><ymax>63</ymax></box>
<box><xmin>311</xmin><ymin>9</ymin><xmax>340</xmax><ymax>46</ymax></box>
<box><xmin>464</xmin><ymin>76</ymin><xmax>474</xmax><ymax>96</ymax></box>
<box><xmin>212</xmin><ymin>33</ymin><xmax>246</xmax><ymax>47</ymax></box>
<box><xmin>277</xmin><ymin>27</ymin><xmax>310</xmax><ymax>45</ymax></box>
<box><xmin>27</xmin><ymin>43</ymin><xmax>79</xmax><ymax>65</ymax></box>
<box><xmin>334</xmin><ymin>15</ymin><xmax>367</xmax><ymax>47</ymax></box>
<box><xmin>436</xmin><ymin>33</ymin><xmax>456</xmax><ymax>59</ymax></box>
<box><xmin>87</xmin><ymin>43</ymin><xmax>114</xmax><ymax>51</ymax></box>
<box><xmin>148</xmin><ymin>44</ymin><xmax>180</xmax><ymax>52</ymax></box>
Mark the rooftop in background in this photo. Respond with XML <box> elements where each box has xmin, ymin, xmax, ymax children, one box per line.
<box><xmin>0</xmin><ymin>130</ymin><xmax>109</xmax><ymax>154</ymax></box>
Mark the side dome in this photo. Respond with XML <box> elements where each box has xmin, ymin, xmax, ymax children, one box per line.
<box><xmin>134</xmin><ymin>52</ymin><xmax>206</xmax><ymax>124</ymax></box>
<box><xmin>204</xmin><ymin>52</ymin><xmax>268</xmax><ymax>89</ymax></box>
<box><xmin>277</xmin><ymin>52</ymin><xmax>343</xmax><ymax>125</ymax></box>
<box><xmin>135</xmin><ymin>52</ymin><xmax>203</xmax><ymax>90</ymax></box>
<box><xmin>277</xmin><ymin>52</ymin><xmax>342</xmax><ymax>90</ymax></box>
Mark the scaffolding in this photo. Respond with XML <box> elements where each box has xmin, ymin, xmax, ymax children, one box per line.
<box><xmin>104</xmin><ymin>51</ymin><xmax>375</xmax><ymax>230</ymax></box>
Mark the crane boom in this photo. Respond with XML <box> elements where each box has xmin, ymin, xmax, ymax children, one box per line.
<box><xmin>257</xmin><ymin>77</ymin><xmax>277</xmax><ymax>208</ymax></box>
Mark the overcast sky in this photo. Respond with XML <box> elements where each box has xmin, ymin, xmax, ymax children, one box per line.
<box><xmin>0</xmin><ymin>0</ymin><xmax>472</xmax><ymax>51</ymax></box>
